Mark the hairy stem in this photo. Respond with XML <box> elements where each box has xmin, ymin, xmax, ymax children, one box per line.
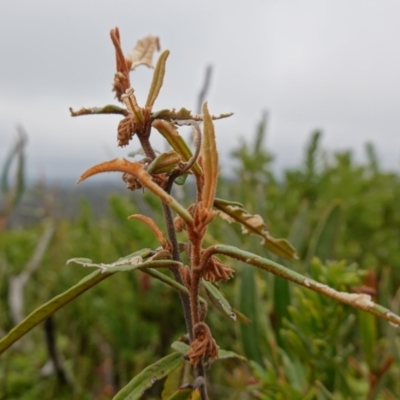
<box><xmin>161</xmin><ymin>202</ymin><xmax>193</xmax><ymax>341</ymax></box>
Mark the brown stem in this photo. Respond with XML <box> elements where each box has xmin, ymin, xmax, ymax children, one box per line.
<box><xmin>161</xmin><ymin>202</ymin><xmax>193</xmax><ymax>341</ymax></box>
<box><xmin>137</xmin><ymin>132</ymin><xmax>156</xmax><ymax>160</ymax></box>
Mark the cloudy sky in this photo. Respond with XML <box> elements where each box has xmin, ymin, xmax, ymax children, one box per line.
<box><xmin>1</xmin><ymin>1</ymin><xmax>399</xmax><ymax>183</ymax></box>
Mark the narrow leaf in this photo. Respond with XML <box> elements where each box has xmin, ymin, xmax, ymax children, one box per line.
<box><xmin>210</xmin><ymin>244</ymin><xmax>400</xmax><ymax>327</ymax></box>
<box><xmin>166</xmin><ymin>388</ymin><xmax>196</xmax><ymax>400</ymax></box>
<box><xmin>218</xmin><ymin>349</ymin><xmax>247</xmax><ymax>362</ymax></box>
<box><xmin>358</xmin><ymin>310</ymin><xmax>377</xmax><ymax>370</ymax></box>
<box><xmin>113</xmin><ymin>352</ymin><xmax>184</xmax><ymax>400</ymax></box>
<box><xmin>273</xmin><ymin>200</ymin><xmax>308</xmax><ymax>343</ymax></box>
<box><xmin>69</xmin><ymin>105</ymin><xmax>128</xmax><ymax>117</ymax></box>
<box><xmin>239</xmin><ymin>267</ymin><xmax>264</xmax><ymax>365</ymax></box>
<box><xmin>77</xmin><ymin>158</ymin><xmax>193</xmax><ymax>223</ymax></box>
<box><xmin>152</xmin><ymin>120</ymin><xmax>203</xmax><ymax>176</ymax></box>
<box><xmin>214</xmin><ymin>198</ymin><xmax>297</xmax><ymax>260</ymax></box>
<box><xmin>202</xmin><ymin>280</ymin><xmax>236</xmax><ymax>320</ymax></box>
<box><xmin>0</xmin><ymin>254</ymin><xmax>179</xmax><ymax>354</ymax></box>
<box><xmin>162</xmin><ymin>361</ymin><xmax>190</xmax><ymax>400</ymax></box>
<box><xmin>143</xmin><ymin>269</ymin><xmax>207</xmax><ymax>306</ymax></box>
<box><xmin>306</xmin><ymin>200</ymin><xmax>342</xmax><ymax>268</ymax></box>
<box><xmin>128</xmin><ymin>214</ymin><xmax>169</xmax><ymax>248</ymax></box>
<box><xmin>147</xmin><ymin>150</ymin><xmax>181</xmax><ymax>175</ymax></box>
<box><xmin>146</xmin><ymin>50</ymin><xmax>169</xmax><ymax>108</ymax></box>
<box><xmin>152</xmin><ymin>108</ymin><xmax>233</xmax><ymax>122</ymax></box>
<box><xmin>201</xmin><ymin>102</ymin><xmax>218</xmax><ymax>210</ymax></box>
<box><xmin>0</xmin><ymin>269</ymin><xmax>108</xmax><ymax>354</ymax></box>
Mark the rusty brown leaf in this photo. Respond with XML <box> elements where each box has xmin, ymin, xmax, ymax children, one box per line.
<box><xmin>77</xmin><ymin>158</ymin><xmax>193</xmax><ymax>223</ymax></box>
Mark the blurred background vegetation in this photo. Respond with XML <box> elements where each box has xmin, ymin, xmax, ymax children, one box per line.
<box><xmin>1</xmin><ymin>116</ymin><xmax>399</xmax><ymax>399</ymax></box>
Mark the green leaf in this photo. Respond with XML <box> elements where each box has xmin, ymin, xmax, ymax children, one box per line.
<box><xmin>175</xmin><ymin>174</ymin><xmax>188</xmax><ymax>185</ymax></box>
<box><xmin>69</xmin><ymin>104</ymin><xmax>128</xmax><ymax>117</ymax></box>
<box><xmin>0</xmin><ymin>252</ymin><xmax>180</xmax><ymax>355</ymax></box>
<box><xmin>171</xmin><ymin>341</ymin><xmax>190</xmax><ymax>354</ymax></box>
<box><xmin>210</xmin><ymin>244</ymin><xmax>400</xmax><ymax>327</ymax></box>
<box><xmin>113</xmin><ymin>352</ymin><xmax>184</xmax><ymax>400</ymax></box>
<box><xmin>306</xmin><ymin>200</ymin><xmax>342</xmax><ymax>267</ymax></box>
<box><xmin>218</xmin><ymin>348</ymin><xmax>247</xmax><ymax>362</ymax></box>
<box><xmin>239</xmin><ymin>267</ymin><xmax>263</xmax><ymax>365</ymax></box>
<box><xmin>166</xmin><ymin>388</ymin><xmax>201</xmax><ymax>400</ymax></box>
<box><xmin>147</xmin><ymin>150</ymin><xmax>181</xmax><ymax>175</ymax></box>
<box><xmin>0</xmin><ymin>269</ymin><xmax>108</xmax><ymax>355</ymax></box>
<box><xmin>274</xmin><ymin>200</ymin><xmax>308</xmax><ymax>344</ymax></box>
<box><xmin>162</xmin><ymin>361</ymin><xmax>190</xmax><ymax>400</ymax></box>
<box><xmin>202</xmin><ymin>280</ymin><xmax>236</xmax><ymax>320</ymax></box>
<box><xmin>152</xmin><ymin>120</ymin><xmax>203</xmax><ymax>176</ymax></box>
<box><xmin>214</xmin><ymin>198</ymin><xmax>298</xmax><ymax>260</ymax></box>
<box><xmin>358</xmin><ymin>310</ymin><xmax>377</xmax><ymax>370</ymax></box>
<box><xmin>144</xmin><ymin>269</ymin><xmax>207</xmax><ymax>306</ymax></box>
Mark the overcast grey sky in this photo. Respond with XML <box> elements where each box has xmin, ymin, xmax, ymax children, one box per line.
<box><xmin>1</xmin><ymin>1</ymin><xmax>400</xmax><ymax>183</ymax></box>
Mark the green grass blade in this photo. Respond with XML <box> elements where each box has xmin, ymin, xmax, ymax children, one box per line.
<box><xmin>306</xmin><ymin>199</ymin><xmax>342</xmax><ymax>268</ymax></box>
<box><xmin>274</xmin><ymin>200</ymin><xmax>309</xmax><ymax>344</ymax></box>
<box><xmin>239</xmin><ymin>267</ymin><xmax>264</xmax><ymax>365</ymax></box>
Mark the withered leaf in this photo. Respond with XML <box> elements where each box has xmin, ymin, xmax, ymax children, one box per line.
<box><xmin>77</xmin><ymin>158</ymin><xmax>193</xmax><ymax>223</ymax></box>
<box><xmin>127</xmin><ymin>35</ymin><xmax>160</xmax><ymax>70</ymax></box>
<box><xmin>128</xmin><ymin>214</ymin><xmax>169</xmax><ymax>250</ymax></box>
<box><xmin>214</xmin><ymin>198</ymin><xmax>298</xmax><ymax>260</ymax></box>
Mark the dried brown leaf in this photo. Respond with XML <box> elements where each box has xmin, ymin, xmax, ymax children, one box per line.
<box><xmin>110</xmin><ymin>28</ymin><xmax>131</xmax><ymax>101</ymax></box>
<box><xmin>127</xmin><ymin>35</ymin><xmax>160</xmax><ymax>70</ymax></box>
<box><xmin>187</xmin><ymin>322</ymin><xmax>219</xmax><ymax>366</ymax></box>
<box><xmin>117</xmin><ymin>116</ymin><xmax>136</xmax><ymax>147</ymax></box>
<box><xmin>214</xmin><ymin>198</ymin><xmax>298</xmax><ymax>260</ymax></box>
<box><xmin>128</xmin><ymin>214</ymin><xmax>170</xmax><ymax>250</ymax></box>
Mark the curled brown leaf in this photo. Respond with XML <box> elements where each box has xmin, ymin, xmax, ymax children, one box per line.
<box><xmin>187</xmin><ymin>322</ymin><xmax>219</xmax><ymax>366</ymax></box>
<box><xmin>202</xmin><ymin>256</ymin><xmax>234</xmax><ymax>283</ymax></box>
<box><xmin>128</xmin><ymin>214</ymin><xmax>170</xmax><ymax>250</ymax></box>
<box><xmin>117</xmin><ymin>116</ymin><xmax>136</xmax><ymax>147</ymax></box>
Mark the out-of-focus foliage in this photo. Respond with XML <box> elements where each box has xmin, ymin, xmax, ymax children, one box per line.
<box><xmin>1</xmin><ymin>114</ymin><xmax>400</xmax><ymax>399</ymax></box>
